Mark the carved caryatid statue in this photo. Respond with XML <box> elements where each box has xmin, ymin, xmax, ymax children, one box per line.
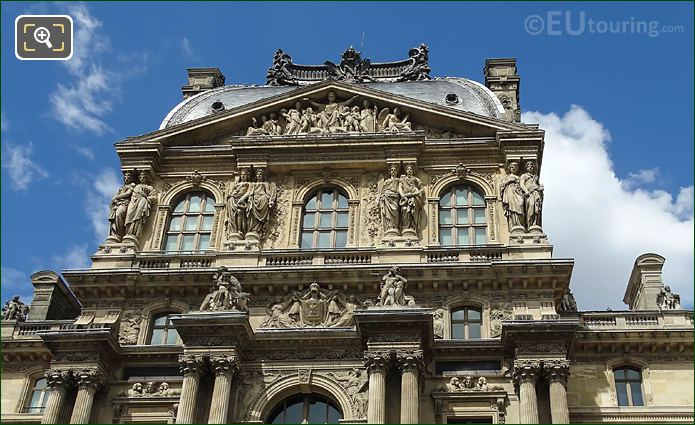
<box><xmin>246</xmin><ymin>168</ymin><xmax>277</xmax><ymax>241</ymax></box>
<box><xmin>107</xmin><ymin>170</ymin><xmax>135</xmax><ymax>243</ymax></box>
<box><xmin>380</xmin><ymin>163</ymin><xmax>401</xmax><ymax>237</ymax></box>
<box><xmin>500</xmin><ymin>161</ymin><xmax>526</xmax><ymax>234</ymax></box>
<box><xmin>226</xmin><ymin>168</ymin><xmax>253</xmax><ymax>241</ymax></box>
<box><xmin>1</xmin><ymin>295</ymin><xmax>29</xmax><ymax>321</ymax></box>
<box><xmin>303</xmin><ymin>91</ymin><xmax>359</xmax><ymax>132</ymax></box>
<box><xmin>199</xmin><ymin>266</ymin><xmax>249</xmax><ymax>312</ymax></box>
<box><xmin>399</xmin><ymin>163</ymin><xmax>426</xmax><ymax>236</ymax></box>
<box><xmin>519</xmin><ymin>160</ymin><xmax>544</xmax><ymax>231</ymax></box>
<box><xmin>376</xmin><ymin>266</ymin><xmax>416</xmax><ymax>307</ymax></box>
<box><xmin>124</xmin><ymin>171</ymin><xmax>158</xmax><ymax>243</ymax></box>
<box><xmin>657</xmin><ymin>286</ymin><xmax>681</xmax><ymax>310</ymax></box>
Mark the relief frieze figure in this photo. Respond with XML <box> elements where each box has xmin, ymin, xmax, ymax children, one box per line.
<box><xmin>120</xmin><ymin>381</ymin><xmax>181</xmax><ymax>398</ymax></box>
<box><xmin>118</xmin><ymin>312</ymin><xmax>143</xmax><ymax>345</ymax></box>
<box><xmin>447</xmin><ymin>376</ymin><xmax>503</xmax><ymax>392</ymax></box>
<box><xmin>330</xmin><ymin>369</ymin><xmax>369</xmax><ymax>419</ymax></box>
<box><xmin>199</xmin><ymin>266</ymin><xmax>249</xmax><ymax>312</ymax></box>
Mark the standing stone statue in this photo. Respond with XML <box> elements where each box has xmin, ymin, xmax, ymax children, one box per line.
<box><xmin>500</xmin><ymin>161</ymin><xmax>526</xmax><ymax>233</ymax></box>
<box><xmin>520</xmin><ymin>161</ymin><xmax>544</xmax><ymax>231</ymax></box>
<box><xmin>2</xmin><ymin>296</ymin><xmax>29</xmax><ymax>321</ymax></box>
<box><xmin>303</xmin><ymin>91</ymin><xmax>358</xmax><ymax>132</ymax></box>
<box><xmin>281</xmin><ymin>102</ymin><xmax>304</xmax><ymax>135</ymax></box>
<box><xmin>107</xmin><ymin>171</ymin><xmax>135</xmax><ymax>243</ymax></box>
<box><xmin>124</xmin><ymin>171</ymin><xmax>158</xmax><ymax>243</ymax></box>
<box><xmin>377</xmin><ymin>266</ymin><xmax>416</xmax><ymax>307</ymax></box>
<box><xmin>433</xmin><ymin>309</ymin><xmax>445</xmax><ymax>339</ymax></box>
<box><xmin>399</xmin><ymin>163</ymin><xmax>425</xmax><ymax>236</ymax></box>
<box><xmin>359</xmin><ymin>99</ymin><xmax>378</xmax><ymax>132</ymax></box>
<box><xmin>380</xmin><ymin>164</ymin><xmax>401</xmax><ymax>237</ymax></box>
<box><xmin>246</xmin><ymin>168</ymin><xmax>277</xmax><ymax>241</ymax></box>
<box><xmin>225</xmin><ymin>168</ymin><xmax>253</xmax><ymax>241</ymax></box>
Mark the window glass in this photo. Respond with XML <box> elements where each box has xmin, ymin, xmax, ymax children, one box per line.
<box><xmin>440</xmin><ymin>228</ymin><xmax>452</xmax><ymax>245</ymax></box>
<box><xmin>468</xmin><ymin>323</ymin><xmax>481</xmax><ymax>339</ymax></box>
<box><xmin>301</xmin><ymin>188</ymin><xmax>349</xmax><ymax>249</ymax></box>
<box><xmin>201</xmin><ymin>216</ymin><xmax>214</xmax><ymax>231</ymax></box>
<box><xmin>336</xmin><ymin>212</ymin><xmax>349</xmax><ymax>227</ymax></box>
<box><xmin>149</xmin><ymin>313</ymin><xmax>179</xmax><ymax>346</ymax></box>
<box><xmin>439</xmin><ymin>185</ymin><xmax>487</xmax><ymax>246</ymax></box>
<box><xmin>473</xmin><ymin>208</ymin><xmax>486</xmax><ymax>224</ymax></box>
<box><xmin>616</xmin><ymin>382</ymin><xmax>629</xmax><ymax>406</ymax></box>
<box><xmin>166</xmin><ymin>192</ymin><xmax>215</xmax><ymax>252</ymax></box>
<box><xmin>268</xmin><ymin>394</ymin><xmax>341</xmax><ymax>424</ymax></box>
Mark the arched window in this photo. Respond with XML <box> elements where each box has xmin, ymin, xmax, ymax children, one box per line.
<box><xmin>267</xmin><ymin>394</ymin><xmax>342</xmax><ymax>424</ymax></box>
<box><xmin>164</xmin><ymin>192</ymin><xmax>215</xmax><ymax>252</ymax></box>
<box><xmin>451</xmin><ymin>307</ymin><xmax>482</xmax><ymax>340</ymax></box>
<box><xmin>24</xmin><ymin>377</ymin><xmax>48</xmax><ymax>413</ymax></box>
<box><xmin>148</xmin><ymin>313</ymin><xmax>180</xmax><ymax>345</ymax></box>
<box><xmin>301</xmin><ymin>188</ymin><xmax>349</xmax><ymax>249</ymax></box>
<box><xmin>614</xmin><ymin>367</ymin><xmax>644</xmax><ymax>406</ymax></box>
<box><xmin>439</xmin><ymin>185</ymin><xmax>487</xmax><ymax>246</ymax></box>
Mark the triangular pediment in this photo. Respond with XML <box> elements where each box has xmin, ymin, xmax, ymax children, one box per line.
<box><xmin>122</xmin><ymin>80</ymin><xmax>529</xmax><ymax>147</ymax></box>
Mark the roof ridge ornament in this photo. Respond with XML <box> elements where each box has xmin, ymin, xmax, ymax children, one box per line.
<box><xmin>266</xmin><ymin>44</ymin><xmax>431</xmax><ymax>86</ymax></box>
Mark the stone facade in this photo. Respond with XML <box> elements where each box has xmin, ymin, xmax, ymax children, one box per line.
<box><xmin>2</xmin><ymin>47</ymin><xmax>693</xmax><ymax>424</ymax></box>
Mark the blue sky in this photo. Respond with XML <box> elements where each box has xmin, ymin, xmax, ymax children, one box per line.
<box><xmin>2</xmin><ymin>2</ymin><xmax>693</xmax><ymax>310</ymax></box>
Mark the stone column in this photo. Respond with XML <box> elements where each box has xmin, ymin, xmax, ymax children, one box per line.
<box><xmin>545</xmin><ymin>359</ymin><xmax>570</xmax><ymax>424</ymax></box>
<box><xmin>207</xmin><ymin>354</ymin><xmax>239</xmax><ymax>424</ymax></box>
<box><xmin>41</xmin><ymin>369</ymin><xmax>71</xmax><ymax>424</ymax></box>
<box><xmin>397</xmin><ymin>350</ymin><xmax>423</xmax><ymax>424</ymax></box>
<box><xmin>69</xmin><ymin>370</ymin><xmax>103</xmax><ymax>424</ymax></box>
<box><xmin>364</xmin><ymin>351</ymin><xmax>389</xmax><ymax>424</ymax></box>
<box><xmin>176</xmin><ymin>354</ymin><xmax>205</xmax><ymax>424</ymax></box>
<box><xmin>513</xmin><ymin>360</ymin><xmax>541</xmax><ymax>424</ymax></box>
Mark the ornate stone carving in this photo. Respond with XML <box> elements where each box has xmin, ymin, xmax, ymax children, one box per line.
<box><xmin>210</xmin><ymin>354</ymin><xmax>239</xmax><ymax>377</ymax></box>
<box><xmin>178</xmin><ymin>354</ymin><xmax>205</xmax><ymax>377</ymax></box>
<box><xmin>363</xmin><ymin>351</ymin><xmax>390</xmax><ymax>373</ymax></box>
<box><xmin>118</xmin><ymin>312</ymin><xmax>143</xmax><ymax>345</ymax></box>
<box><xmin>516</xmin><ymin>343</ymin><xmax>567</xmax><ymax>357</ymax></box>
<box><xmin>199</xmin><ymin>266</ymin><xmax>249</xmax><ymax>312</ymax></box>
<box><xmin>558</xmin><ymin>288</ymin><xmax>578</xmax><ymax>312</ymax></box>
<box><xmin>399</xmin><ymin>43</ymin><xmax>431</xmax><ymax>82</ymax></box>
<box><xmin>500</xmin><ymin>161</ymin><xmax>525</xmax><ymax>234</ymax></box>
<box><xmin>260</xmin><ymin>282</ymin><xmax>358</xmax><ymax>328</ymax></box>
<box><xmin>380</xmin><ymin>163</ymin><xmax>425</xmax><ymax>238</ymax></box>
<box><xmin>266</xmin><ymin>49</ymin><xmax>297</xmax><ymax>86</ymax></box>
<box><xmin>123</xmin><ymin>171</ymin><xmax>158</xmax><ymax>245</ymax></box>
<box><xmin>374</xmin><ymin>266</ymin><xmax>416</xmax><ymax>307</ymax></box>
<box><xmin>74</xmin><ymin>369</ymin><xmax>105</xmax><ymax>390</ymax></box>
<box><xmin>433</xmin><ymin>308</ymin><xmax>445</xmax><ymax>339</ymax></box>
<box><xmin>225</xmin><ymin>168</ymin><xmax>278</xmax><ymax>243</ymax></box>
<box><xmin>298</xmin><ymin>369</ymin><xmax>312</xmax><ymax>383</ymax></box>
<box><xmin>120</xmin><ymin>381</ymin><xmax>181</xmax><ymax>397</ymax></box>
<box><xmin>447</xmin><ymin>376</ymin><xmax>503</xmax><ymax>392</ymax></box>
<box><xmin>519</xmin><ymin>160</ymin><xmax>543</xmax><ymax>232</ymax></box>
<box><xmin>543</xmin><ymin>359</ymin><xmax>570</xmax><ymax>386</ymax></box>
<box><xmin>106</xmin><ymin>170</ymin><xmax>135</xmax><ymax>243</ymax></box>
<box><xmin>325</xmin><ymin>46</ymin><xmax>374</xmax><ymax>83</ymax></box>
<box><xmin>186</xmin><ymin>170</ymin><xmax>207</xmax><ymax>186</ymax></box>
<box><xmin>53</xmin><ymin>352</ymin><xmax>99</xmax><ymax>362</ymax></box>
<box><xmin>489</xmin><ymin>307</ymin><xmax>513</xmax><ymax>338</ymax></box>
<box><xmin>45</xmin><ymin>369</ymin><xmax>72</xmax><ymax>389</ymax></box>
<box><xmin>361</xmin><ymin>173</ymin><xmax>382</xmax><ymax>245</ymax></box>
<box><xmin>330</xmin><ymin>369</ymin><xmax>368</xmax><ymax>419</ymax></box>
<box><xmin>1</xmin><ymin>295</ymin><xmax>29</xmax><ymax>321</ymax></box>
<box><xmin>657</xmin><ymin>286</ymin><xmax>681</xmax><ymax>310</ymax></box>
<box><xmin>396</xmin><ymin>349</ymin><xmax>423</xmax><ymax>372</ymax></box>
<box><xmin>512</xmin><ymin>359</ymin><xmax>541</xmax><ymax>385</ymax></box>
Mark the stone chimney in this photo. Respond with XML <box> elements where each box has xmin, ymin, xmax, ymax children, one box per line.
<box><xmin>623</xmin><ymin>253</ymin><xmax>666</xmax><ymax>310</ymax></box>
<box><xmin>484</xmin><ymin>58</ymin><xmax>520</xmax><ymax>123</ymax></box>
<box><xmin>181</xmin><ymin>67</ymin><xmax>226</xmax><ymax>99</ymax></box>
<box><xmin>29</xmin><ymin>270</ymin><xmax>81</xmax><ymax>321</ymax></box>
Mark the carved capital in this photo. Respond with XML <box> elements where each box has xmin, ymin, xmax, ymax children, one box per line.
<box><xmin>178</xmin><ymin>354</ymin><xmax>205</xmax><ymax>377</ymax></box>
<box><xmin>210</xmin><ymin>354</ymin><xmax>239</xmax><ymax>377</ymax></box>
<box><xmin>45</xmin><ymin>369</ymin><xmax>72</xmax><ymax>389</ymax></box>
<box><xmin>363</xmin><ymin>351</ymin><xmax>389</xmax><ymax>374</ymax></box>
<box><xmin>74</xmin><ymin>369</ymin><xmax>105</xmax><ymax>391</ymax></box>
<box><xmin>512</xmin><ymin>359</ymin><xmax>541</xmax><ymax>385</ymax></box>
<box><xmin>396</xmin><ymin>349</ymin><xmax>423</xmax><ymax>373</ymax></box>
<box><xmin>544</xmin><ymin>359</ymin><xmax>570</xmax><ymax>385</ymax></box>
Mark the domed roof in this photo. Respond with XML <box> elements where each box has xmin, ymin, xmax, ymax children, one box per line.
<box><xmin>159</xmin><ymin>77</ymin><xmax>505</xmax><ymax>129</ymax></box>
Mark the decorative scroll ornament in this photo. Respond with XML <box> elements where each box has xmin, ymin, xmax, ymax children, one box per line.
<box><xmin>260</xmin><ymin>282</ymin><xmax>358</xmax><ymax>328</ymax></box>
<box><xmin>657</xmin><ymin>286</ymin><xmax>681</xmax><ymax>310</ymax></box>
<box><xmin>120</xmin><ymin>381</ymin><xmax>181</xmax><ymax>398</ymax></box>
<box><xmin>1</xmin><ymin>295</ymin><xmax>29</xmax><ymax>321</ymax></box>
<box><xmin>199</xmin><ymin>266</ymin><xmax>250</xmax><ymax>312</ymax></box>
<box><xmin>447</xmin><ymin>376</ymin><xmax>504</xmax><ymax>392</ymax></box>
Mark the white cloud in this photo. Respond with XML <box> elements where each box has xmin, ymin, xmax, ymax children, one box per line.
<box><xmin>1</xmin><ymin>142</ymin><xmax>48</xmax><ymax>190</ymax></box>
<box><xmin>1</xmin><ymin>267</ymin><xmax>33</xmax><ymax>302</ymax></box>
<box><xmin>68</xmin><ymin>144</ymin><xmax>95</xmax><ymax>160</ymax></box>
<box><xmin>625</xmin><ymin>167</ymin><xmax>659</xmax><ymax>188</ymax></box>
<box><xmin>1</xmin><ymin>110</ymin><xmax>8</xmax><ymax>132</ymax></box>
<box><xmin>523</xmin><ymin>106</ymin><xmax>694</xmax><ymax>310</ymax></box>
<box><xmin>85</xmin><ymin>168</ymin><xmax>121</xmax><ymax>242</ymax></box>
<box><xmin>52</xmin><ymin>244</ymin><xmax>90</xmax><ymax>269</ymax></box>
<box><xmin>181</xmin><ymin>37</ymin><xmax>194</xmax><ymax>58</ymax></box>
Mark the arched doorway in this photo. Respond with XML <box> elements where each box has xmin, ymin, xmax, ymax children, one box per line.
<box><xmin>267</xmin><ymin>393</ymin><xmax>342</xmax><ymax>424</ymax></box>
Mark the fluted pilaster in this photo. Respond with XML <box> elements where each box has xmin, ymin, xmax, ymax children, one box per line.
<box><xmin>545</xmin><ymin>359</ymin><xmax>570</xmax><ymax>424</ymax></box>
<box><xmin>364</xmin><ymin>351</ymin><xmax>389</xmax><ymax>424</ymax></box>
<box><xmin>41</xmin><ymin>369</ymin><xmax>71</xmax><ymax>424</ymax></box>
<box><xmin>69</xmin><ymin>370</ymin><xmax>103</xmax><ymax>424</ymax></box>
<box><xmin>176</xmin><ymin>354</ymin><xmax>205</xmax><ymax>424</ymax></box>
<box><xmin>397</xmin><ymin>350</ymin><xmax>423</xmax><ymax>424</ymax></box>
<box><xmin>207</xmin><ymin>354</ymin><xmax>239</xmax><ymax>424</ymax></box>
<box><xmin>513</xmin><ymin>359</ymin><xmax>541</xmax><ymax>424</ymax></box>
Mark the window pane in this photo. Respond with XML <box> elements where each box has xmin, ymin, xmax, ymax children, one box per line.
<box><xmin>303</xmin><ymin>213</ymin><xmax>315</xmax><ymax>229</ymax></box>
<box><xmin>166</xmin><ymin>329</ymin><xmax>180</xmax><ymax>345</ymax></box>
<box><xmin>319</xmin><ymin>212</ymin><xmax>333</xmax><ymax>228</ymax></box>
<box><xmin>456</xmin><ymin>209</ymin><xmax>469</xmax><ymax>225</ymax></box>
<box><xmin>439</xmin><ymin>210</ymin><xmax>452</xmax><ymax>225</ymax></box>
<box><xmin>455</xmin><ymin>188</ymin><xmax>467</xmax><ymax>205</ymax></box>
<box><xmin>616</xmin><ymin>382</ymin><xmax>629</xmax><ymax>406</ymax></box>
<box><xmin>452</xmin><ymin>309</ymin><xmax>466</xmax><ymax>320</ymax></box>
<box><xmin>199</xmin><ymin>234</ymin><xmax>210</xmax><ymax>250</ymax></box>
<box><xmin>627</xmin><ymin>369</ymin><xmax>640</xmax><ymax>380</ymax></box>
<box><xmin>34</xmin><ymin>378</ymin><xmax>47</xmax><ymax>389</ymax></box>
<box><xmin>182</xmin><ymin>235</ymin><xmax>195</xmax><ymax>251</ymax></box>
<box><xmin>318</xmin><ymin>232</ymin><xmax>331</xmax><ymax>248</ymax></box>
<box><xmin>475</xmin><ymin>228</ymin><xmax>487</xmax><ymax>245</ymax></box>
<box><xmin>174</xmin><ymin>201</ymin><xmax>185</xmax><ymax>213</ymax></box>
<box><xmin>468</xmin><ymin>309</ymin><xmax>481</xmax><ymax>320</ymax></box>
<box><xmin>321</xmin><ymin>191</ymin><xmax>333</xmax><ymax>208</ymax></box>
<box><xmin>308</xmin><ymin>399</ymin><xmax>325</xmax><ymax>424</ymax></box>
<box><xmin>169</xmin><ymin>216</ymin><xmax>182</xmax><ymax>231</ymax></box>
<box><xmin>472</xmin><ymin>191</ymin><xmax>485</xmax><ymax>206</ymax></box>
<box><xmin>201</xmin><ymin>215</ymin><xmax>214</xmax><ymax>231</ymax></box>
<box><xmin>614</xmin><ymin>369</ymin><xmax>626</xmax><ymax>380</ymax></box>
<box><xmin>337</xmin><ymin>194</ymin><xmax>348</xmax><ymax>209</ymax></box>
<box><xmin>336</xmin><ymin>212</ymin><xmax>348</xmax><ymax>227</ymax></box>
<box><xmin>301</xmin><ymin>231</ymin><xmax>314</xmax><ymax>248</ymax></box>
<box><xmin>285</xmin><ymin>401</ymin><xmax>303</xmax><ymax>424</ymax></box>
<box><xmin>335</xmin><ymin>231</ymin><xmax>347</xmax><ymax>248</ymax></box>
<box><xmin>452</xmin><ymin>323</ymin><xmax>465</xmax><ymax>339</ymax></box>
<box><xmin>440</xmin><ymin>228</ymin><xmax>452</xmax><ymax>245</ymax></box>
<box><xmin>165</xmin><ymin>235</ymin><xmax>179</xmax><ymax>252</ymax></box>
<box><xmin>154</xmin><ymin>315</ymin><xmax>168</xmax><ymax>325</ymax></box>
<box><xmin>306</xmin><ymin>196</ymin><xmax>317</xmax><ymax>210</ymax></box>
<box><xmin>441</xmin><ymin>192</ymin><xmax>451</xmax><ymax>207</ymax></box>
<box><xmin>183</xmin><ymin>216</ymin><xmax>199</xmax><ymax>231</ymax></box>
<box><xmin>457</xmin><ymin>229</ymin><xmax>470</xmax><ymax>245</ymax></box>
<box><xmin>473</xmin><ymin>208</ymin><xmax>486</xmax><ymax>224</ymax></box>
<box><xmin>204</xmin><ymin>197</ymin><xmax>216</xmax><ymax>212</ymax></box>
<box><xmin>28</xmin><ymin>390</ymin><xmax>44</xmax><ymax>408</ymax></box>
<box><xmin>468</xmin><ymin>323</ymin><xmax>481</xmax><ymax>339</ymax></box>
<box><xmin>630</xmin><ymin>383</ymin><xmax>644</xmax><ymax>406</ymax></box>
<box><xmin>327</xmin><ymin>403</ymin><xmax>341</xmax><ymax>424</ymax></box>
<box><xmin>188</xmin><ymin>194</ymin><xmax>202</xmax><ymax>212</ymax></box>
<box><xmin>150</xmin><ymin>328</ymin><xmax>165</xmax><ymax>345</ymax></box>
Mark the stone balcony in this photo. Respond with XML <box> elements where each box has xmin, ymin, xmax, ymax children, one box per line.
<box><xmin>579</xmin><ymin>310</ymin><xmax>694</xmax><ymax>331</ymax></box>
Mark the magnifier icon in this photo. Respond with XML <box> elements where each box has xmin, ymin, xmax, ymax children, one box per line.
<box><xmin>33</xmin><ymin>26</ymin><xmax>53</xmax><ymax>49</ymax></box>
